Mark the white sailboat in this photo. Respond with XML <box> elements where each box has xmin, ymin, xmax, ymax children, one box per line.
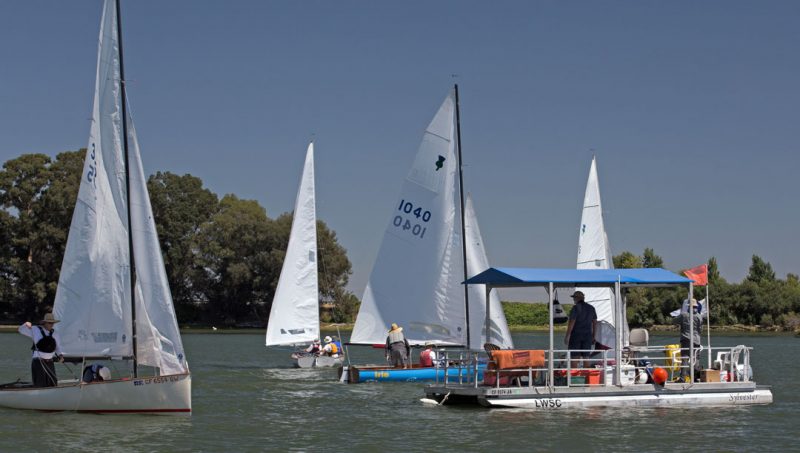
<box><xmin>342</xmin><ymin>87</ymin><xmax>512</xmax><ymax>382</ymax></box>
<box><xmin>575</xmin><ymin>156</ymin><xmax>625</xmax><ymax>349</ymax></box>
<box><xmin>0</xmin><ymin>0</ymin><xmax>191</xmax><ymax>414</ymax></box>
<box><xmin>265</xmin><ymin>144</ymin><xmax>340</xmax><ymax>368</ymax></box>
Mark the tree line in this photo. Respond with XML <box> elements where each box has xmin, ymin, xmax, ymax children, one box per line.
<box><xmin>3</xmin><ymin>151</ymin><xmax>797</xmax><ymax>331</ymax></box>
<box><xmin>0</xmin><ymin>150</ymin><xmax>359</xmax><ymax>326</ymax></box>
<box><xmin>502</xmin><ymin>249</ymin><xmax>800</xmax><ymax>331</ymax></box>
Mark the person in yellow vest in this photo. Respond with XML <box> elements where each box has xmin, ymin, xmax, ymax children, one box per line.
<box><xmin>320</xmin><ymin>336</ymin><xmax>341</xmax><ymax>358</ymax></box>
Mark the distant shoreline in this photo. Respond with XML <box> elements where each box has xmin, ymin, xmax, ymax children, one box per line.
<box><xmin>3</xmin><ymin>323</ymin><xmax>792</xmax><ymax>335</ymax></box>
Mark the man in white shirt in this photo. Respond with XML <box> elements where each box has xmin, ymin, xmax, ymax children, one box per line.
<box><xmin>18</xmin><ymin>313</ymin><xmax>63</xmax><ymax>387</ymax></box>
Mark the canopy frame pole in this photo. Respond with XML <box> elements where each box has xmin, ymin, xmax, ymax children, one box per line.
<box><xmin>689</xmin><ymin>282</ymin><xmax>695</xmax><ymax>383</ymax></box>
<box><xmin>614</xmin><ymin>279</ymin><xmax>622</xmax><ymax>386</ymax></box>
<box><xmin>548</xmin><ymin>282</ymin><xmax>554</xmax><ymax>390</ymax></box>
<box><xmin>484</xmin><ymin>285</ymin><xmax>491</xmax><ymax>347</ymax></box>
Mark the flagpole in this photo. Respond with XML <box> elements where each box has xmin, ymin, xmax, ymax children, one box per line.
<box><xmin>706</xmin><ymin>275</ymin><xmax>712</xmax><ymax>366</ymax></box>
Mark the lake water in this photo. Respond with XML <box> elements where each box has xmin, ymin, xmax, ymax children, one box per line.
<box><xmin>0</xmin><ymin>331</ymin><xmax>797</xmax><ymax>452</ymax></box>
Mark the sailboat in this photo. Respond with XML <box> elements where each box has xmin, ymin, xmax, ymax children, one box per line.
<box><xmin>0</xmin><ymin>0</ymin><xmax>191</xmax><ymax>414</ymax></box>
<box><xmin>265</xmin><ymin>144</ymin><xmax>341</xmax><ymax>368</ymax></box>
<box><xmin>341</xmin><ymin>86</ymin><xmax>513</xmax><ymax>383</ymax></box>
<box><xmin>575</xmin><ymin>156</ymin><xmax>625</xmax><ymax>349</ymax></box>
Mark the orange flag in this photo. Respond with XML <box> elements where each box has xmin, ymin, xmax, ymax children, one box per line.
<box><xmin>683</xmin><ymin>264</ymin><xmax>708</xmax><ymax>286</ymax></box>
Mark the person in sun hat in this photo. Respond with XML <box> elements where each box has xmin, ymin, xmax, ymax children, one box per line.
<box><xmin>320</xmin><ymin>335</ymin><xmax>342</xmax><ymax>357</ymax></box>
<box><xmin>385</xmin><ymin>323</ymin><xmax>410</xmax><ymax>368</ymax></box>
<box><xmin>564</xmin><ymin>291</ymin><xmax>597</xmax><ymax>370</ymax></box>
<box><xmin>18</xmin><ymin>312</ymin><xmax>64</xmax><ymax>387</ymax></box>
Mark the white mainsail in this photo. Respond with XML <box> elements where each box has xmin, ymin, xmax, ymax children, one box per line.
<box><xmin>54</xmin><ymin>0</ymin><xmax>132</xmax><ymax>359</ymax></box>
<box><xmin>266</xmin><ymin>144</ymin><xmax>320</xmax><ymax>346</ymax></box>
<box><xmin>575</xmin><ymin>157</ymin><xmax>625</xmax><ymax>348</ymax></box>
<box><xmin>53</xmin><ymin>0</ymin><xmax>186</xmax><ymax>375</ymax></box>
<box><xmin>351</xmin><ymin>91</ymin><xmax>512</xmax><ymax>349</ymax></box>
<box><xmin>465</xmin><ymin>194</ymin><xmax>514</xmax><ymax>350</ymax></box>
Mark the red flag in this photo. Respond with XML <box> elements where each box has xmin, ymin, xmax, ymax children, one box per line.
<box><xmin>683</xmin><ymin>264</ymin><xmax>708</xmax><ymax>286</ymax></box>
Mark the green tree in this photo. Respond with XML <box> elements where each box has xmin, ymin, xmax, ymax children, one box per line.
<box><xmin>194</xmin><ymin>195</ymin><xmax>273</xmax><ymax>325</ymax></box>
<box><xmin>147</xmin><ymin>171</ymin><xmax>219</xmax><ymax>321</ymax></box>
<box><xmin>747</xmin><ymin>255</ymin><xmax>775</xmax><ymax>284</ymax></box>
<box><xmin>642</xmin><ymin>248</ymin><xmax>664</xmax><ymax>268</ymax></box>
<box><xmin>613</xmin><ymin>251</ymin><xmax>642</xmax><ymax>269</ymax></box>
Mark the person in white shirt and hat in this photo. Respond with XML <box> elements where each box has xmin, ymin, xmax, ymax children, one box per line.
<box><xmin>18</xmin><ymin>312</ymin><xmax>63</xmax><ymax>387</ymax></box>
<box><xmin>320</xmin><ymin>336</ymin><xmax>342</xmax><ymax>357</ymax></box>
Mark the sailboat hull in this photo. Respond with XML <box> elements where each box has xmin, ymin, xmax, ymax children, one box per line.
<box><xmin>339</xmin><ymin>364</ymin><xmax>486</xmax><ymax>384</ymax></box>
<box><xmin>293</xmin><ymin>355</ymin><xmax>344</xmax><ymax>368</ymax></box>
<box><xmin>0</xmin><ymin>373</ymin><xmax>191</xmax><ymax>415</ymax></box>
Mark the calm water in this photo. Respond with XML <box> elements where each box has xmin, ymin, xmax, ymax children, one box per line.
<box><xmin>0</xmin><ymin>331</ymin><xmax>797</xmax><ymax>452</ymax></box>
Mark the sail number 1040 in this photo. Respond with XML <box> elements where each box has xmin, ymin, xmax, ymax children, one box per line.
<box><xmin>393</xmin><ymin>199</ymin><xmax>431</xmax><ymax>239</ymax></box>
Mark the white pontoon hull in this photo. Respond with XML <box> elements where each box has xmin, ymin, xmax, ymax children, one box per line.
<box><xmin>0</xmin><ymin>373</ymin><xmax>191</xmax><ymax>415</ymax></box>
<box><xmin>425</xmin><ymin>382</ymin><xmax>772</xmax><ymax>409</ymax></box>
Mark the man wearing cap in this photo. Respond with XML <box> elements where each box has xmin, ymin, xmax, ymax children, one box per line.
<box><xmin>305</xmin><ymin>338</ymin><xmax>322</xmax><ymax>355</ymax></box>
<box><xmin>385</xmin><ymin>323</ymin><xmax>410</xmax><ymax>368</ymax></box>
<box><xmin>564</xmin><ymin>291</ymin><xmax>597</xmax><ymax>369</ymax></box>
<box><xmin>18</xmin><ymin>312</ymin><xmax>63</xmax><ymax>387</ymax></box>
<box><xmin>82</xmin><ymin>363</ymin><xmax>112</xmax><ymax>383</ymax></box>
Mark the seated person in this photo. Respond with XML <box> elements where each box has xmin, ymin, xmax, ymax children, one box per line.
<box><xmin>419</xmin><ymin>342</ymin><xmax>438</xmax><ymax>367</ymax></box>
<box><xmin>320</xmin><ymin>336</ymin><xmax>341</xmax><ymax>357</ymax></box>
<box><xmin>305</xmin><ymin>338</ymin><xmax>322</xmax><ymax>355</ymax></box>
<box><xmin>82</xmin><ymin>363</ymin><xmax>111</xmax><ymax>383</ymax></box>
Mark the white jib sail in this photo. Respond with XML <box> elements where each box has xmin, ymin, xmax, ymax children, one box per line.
<box><xmin>54</xmin><ymin>0</ymin><xmax>133</xmax><ymax>359</ymax></box>
<box><xmin>266</xmin><ymin>143</ymin><xmax>319</xmax><ymax>346</ymax></box>
<box><xmin>351</xmin><ymin>92</ymin><xmax>467</xmax><ymax>346</ymax></box>
<box><xmin>576</xmin><ymin>157</ymin><xmax>627</xmax><ymax>347</ymax></box>
<box><xmin>127</xmin><ymin>118</ymin><xmax>188</xmax><ymax>375</ymax></box>
<box><xmin>465</xmin><ymin>194</ymin><xmax>514</xmax><ymax>350</ymax></box>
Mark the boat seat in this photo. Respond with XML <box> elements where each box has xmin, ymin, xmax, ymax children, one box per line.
<box><xmin>629</xmin><ymin>328</ymin><xmax>649</xmax><ymax>351</ymax></box>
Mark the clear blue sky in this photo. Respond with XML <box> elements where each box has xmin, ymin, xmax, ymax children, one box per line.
<box><xmin>1</xmin><ymin>1</ymin><xmax>798</xmax><ymax>295</ymax></box>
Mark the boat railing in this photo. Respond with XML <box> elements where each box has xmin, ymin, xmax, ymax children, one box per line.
<box><xmin>434</xmin><ymin>344</ymin><xmax>755</xmax><ymax>389</ymax></box>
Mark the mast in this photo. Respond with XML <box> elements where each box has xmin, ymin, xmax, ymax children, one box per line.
<box><xmin>454</xmin><ymin>84</ymin><xmax>470</xmax><ymax>349</ymax></box>
<box><xmin>115</xmin><ymin>0</ymin><xmax>138</xmax><ymax>377</ymax></box>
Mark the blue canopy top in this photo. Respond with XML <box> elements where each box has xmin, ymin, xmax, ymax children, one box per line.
<box><xmin>464</xmin><ymin>267</ymin><xmax>692</xmax><ymax>287</ymax></box>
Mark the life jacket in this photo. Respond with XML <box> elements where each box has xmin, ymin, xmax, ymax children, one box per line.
<box><xmin>82</xmin><ymin>364</ymin><xmax>105</xmax><ymax>383</ymax></box>
<box><xmin>333</xmin><ymin>341</ymin><xmax>343</xmax><ymax>354</ymax></box>
<box><xmin>387</xmin><ymin>329</ymin><xmax>405</xmax><ymax>345</ymax></box>
<box><xmin>328</xmin><ymin>343</ymin><xmax>339</xmax><ymax>355</ymax></box>
<box><xmin>420</xmin><ymin>349</ymin><xmax>433</xmax><ymax>367</ymax></box>
<box><xmin>31</xmin><ymin>326</ymin><xmax>57</xmax><ymax>353</ymax></box>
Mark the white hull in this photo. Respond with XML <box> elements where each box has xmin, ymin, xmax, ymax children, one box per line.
<box><xmin>484</xmin><ymin>387</ymin><xmax>773</xmax><ymax>409</ymax></box>
<box><xmin>425</xmin><ymin>381</ymin><xmax>772</xmax><ymax>409</ymax></box>
<box><xmin>294</xmin><ymin>355</ymin><xmax>344</xmax><ymax>368</ymax></box>
<box><xmin>0</xmin><ymin>373</ymin><xmax>191</xmax><ymax>415</ymax></box>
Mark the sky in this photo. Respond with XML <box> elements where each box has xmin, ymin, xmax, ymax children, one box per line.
<box><xmin>1</xmin><ymin>1</ymin><xmax>798</xmax><ymax>297</ymax></box>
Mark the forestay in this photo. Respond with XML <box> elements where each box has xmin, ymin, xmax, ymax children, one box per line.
<box><xmin>266</xmin><ymin>144</ymin><xmax>319</xmax><ymax>346</ymax></box>
<box><xmin>53</xmin><ymin>0</ymin><xmax>186</xmax><ymax>375</ymax></box>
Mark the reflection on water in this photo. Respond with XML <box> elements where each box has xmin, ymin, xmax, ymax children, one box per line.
<box><xmin>0</xmin><ymin>331</ymin><xmax>797</xmax><ymax>451</ymax></box>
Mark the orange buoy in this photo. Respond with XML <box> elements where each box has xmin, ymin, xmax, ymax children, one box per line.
<box><xmin>653</xmin><ymin>367</ymin><xmax>668</xmax><ymax>385</ymax></box>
